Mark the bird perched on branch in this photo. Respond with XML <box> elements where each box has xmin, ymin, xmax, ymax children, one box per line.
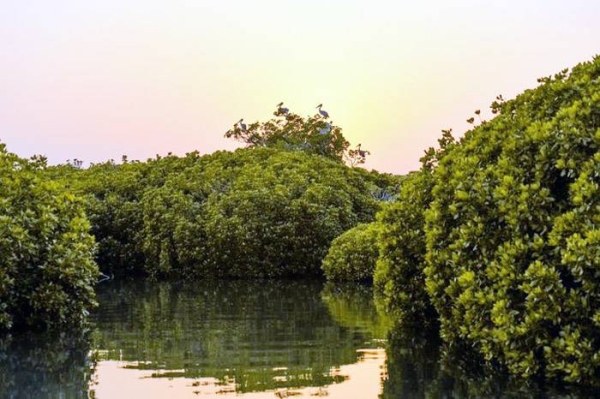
<box><xmin>237</xmin><ymin>118</ymin><xmax>247</xmax><ymax>131</ymax></box>
<box><xmin>357</xmin><ymin>143</ymin><xmax>366</xmax><ymax>158</ymax></box>
<box><xmin>276</xmin><ymin>102</ymin><xmax>289</xmax><ymax>115</ymax></box>
<box><xmin>316</xmin><ymin>104</ymin><xmax>329</xmax><ymax>119</ymax></box>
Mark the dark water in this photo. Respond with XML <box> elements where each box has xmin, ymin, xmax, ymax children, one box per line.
<box><xmin>0</xmin><ymin>280</ymin><xmax>598</xmax><ymax>399</ymax></box>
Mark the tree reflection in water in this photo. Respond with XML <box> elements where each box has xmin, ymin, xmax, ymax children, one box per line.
<box><xmin>3</xmin><ymin>280</ymin><xmax>599</xmax><ymax>399</ymax></box>
<box><xmin>0</xmin><ymin>331</ymin><xmax>95</xmax><ymax>399</ymax></box>
<box><xmin>91</xmin><ymin>279</ymin><xmax>385</xmax><ymax>394</ymax></box>
<box><xmin>381</xmin><ymin>325</ymin><xmax>600</xmax><ymax>399</ymax></box>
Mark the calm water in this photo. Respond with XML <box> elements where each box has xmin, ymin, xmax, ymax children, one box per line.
<box><xmin>1</xmin><ymin>280</ymin><xmax>599</xmax><ymax>399</ymax></box>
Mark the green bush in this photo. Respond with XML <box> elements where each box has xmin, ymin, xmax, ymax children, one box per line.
<box><xmin>322</xmin><ymin>223</ymin><xmax>380</xmax><ymax>281</ymax></box>
<box><xmin>225</xmin><ymin>110</ymin><xmax>362</xmax><ymax>164</ymax></box>
<box><xmin>424</xmin><ymin>57</ymin><xmax>600</xmax><ymax>385</ymax></box>
<box><xmin>373</xmin><ymin>131</ymin><xmax>455</xmax><ymax>326</ymax></box>
<box><xmin>0</xmin><ymin>144</ymin><xmax>98</xmax><ymax>331</ymax></box>
<box><xmin>48</xmin><ymin>147</ymin><xmax>393</xmax><ymax>278</ymax></box>
<box><xmin>48</xmin><ymin>152</ymin><xmax>204</xmax><ymax>276</ymax></box>
<box><xmin>195</xmin><ymin>149</ymin><xmax>383</xmax><ymax>277</ymax></box>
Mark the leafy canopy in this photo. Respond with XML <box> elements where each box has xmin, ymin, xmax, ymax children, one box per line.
<box><xmin>424</xmin><ymin>56</ymin><xmax>600</xmax><ymax>385</ymax></box>
<box><xmin>225</xmin><ymin>106</ymin><xmax>369</xmax><ymax>166</ymax></box>
<box><xmin>48</xmin><ymin>147</ymin><xmax>396</xmax><ymax>278</ymax></box>
<box><xmin>322</xmin><ymin>223</ymin><xmax>381</xmax><ymax>282</ymax></box>
<box><xmin>0</xmin><ymin>143</ymin><xmax>98</xmax><ymax>332</ymax></box>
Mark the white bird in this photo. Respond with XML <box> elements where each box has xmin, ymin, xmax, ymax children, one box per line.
<box><xmin>97</xmin><ymin>272</ymin><xmax>112</xmax><ymax>283</ymax></box>
<box><xmin>316</xmin><ymin>104</ymin><xmax>329</xmax><ymax>119</ymax></box>
<box><xmin>276</xmin><ymin>102</ymin><xmax>289</xmax><ymax>114</ymax></box>
<box><xmin>237</xmin><ymin>118</ymin><xmax>247</xmax><ymax>131</ymax></box>
<box><xmin>319</xmin><ymin>121</ymin><xmax>332</xmax><ymax>135</ymax></box>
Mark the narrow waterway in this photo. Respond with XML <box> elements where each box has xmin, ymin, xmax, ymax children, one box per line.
<box><xmin>89</xmin><ymin>280</ymin><xmax>388</xmax><ymax>399</ymax></box>
<box><xmin>1</xmin><ymin>280</ymin><xmax>599</xmax><ymax>399</ymax></box>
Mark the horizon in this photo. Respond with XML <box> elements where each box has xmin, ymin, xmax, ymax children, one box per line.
<box><xmin>1</xmin><ymin>1</ymin><xmax>599</xmax><ymax>174</ymax></box>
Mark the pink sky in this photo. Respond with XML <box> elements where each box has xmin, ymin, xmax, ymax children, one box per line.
<box><xmin>1</xmin><ymin>1</ymin><xmax>599</xmax><ymax>174</ymax></box>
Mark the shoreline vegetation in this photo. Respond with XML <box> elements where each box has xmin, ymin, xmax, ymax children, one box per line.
<box><xmin>1</xmin><ymin>55</ymin><xmax>599</xmax><ymax>388</ymax></box>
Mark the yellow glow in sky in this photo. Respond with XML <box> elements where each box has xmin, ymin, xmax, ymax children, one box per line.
<box><xmin>1</xmin><ymin>1</ymin><xmax>599</xmax><ymax>173</ymax></box>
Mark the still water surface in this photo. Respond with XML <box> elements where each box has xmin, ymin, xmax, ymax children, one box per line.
<box><xmin>91</xmin><ymin>280</ymin><xmax>388</xmax><ymax>399</ymax></box>
<box><xmin>1</xmin><ymin>280</ymin><xmax>599</xmax><ymax>399</ymax></box>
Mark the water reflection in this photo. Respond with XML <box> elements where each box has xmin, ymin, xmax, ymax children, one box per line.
<box><xmin>0</xmin><ymin>332</ymin><xmax>95</xmax><ymax>399</ymax></box>
<box><xmin>3</xmin><ymin>280</ymin><xmax>600</xmax><ymax>399</ymax></box>
<box><xmin>321</xmin><ymin>282</ymin><xmax>391</xmax><ymax>340</ymax></box>
<box><xmin>381</xmin><ymin>326</ymin><xmax>600</xmax><ymax>399</ymax></box>
<box><xmin>90</xmin><ymin>279</ymin><xmax>386</xmax><ymax>398</ymax></box>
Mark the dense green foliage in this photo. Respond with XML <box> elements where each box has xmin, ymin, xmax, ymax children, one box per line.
<box><xmin>424</xmin><ymin>57</ymin><xmax>600</xmax><ymax>384</ymax></box>
<box><xmin>321</xmin><ymin>223</ymin><xmax>380</xmax><ymax>281</ymax></box>
<box><xmin>194</xmin><ymin>150</ymin><xmax>383</xmax><ymax>278</ymax></box>
<box><xmin>372</xmin><ymin>132</ymin><xmax>454</xmax><ymax>325</ymax></box>
<box><xmin>370</xmin><ymin>57</ymin><xmax>600</xmax><ymax>386</ymax></box>
<box><xmin>51</xmin><ymin>148</ymin><xmax>394</xmax><ymax>278</ymax></box>
<box><xmin>225</xmin><ymin>110</ymin><xmax>369</xmax><ymax>165</ymax></box>
<box><xmin>0</xmin><ymin>144</ymin><xmax>98</xmax><ymax>331</ymax></box>
<box><xmin>7</xmin><ymin>55</ymin><xmax>599</xmax><ymax>388</ymax></box>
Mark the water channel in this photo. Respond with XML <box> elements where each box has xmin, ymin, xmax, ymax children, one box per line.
<box><xmin>1</xmin><ymin>280</ymin><xmax>598</xmax><ymax>399</ymax></box>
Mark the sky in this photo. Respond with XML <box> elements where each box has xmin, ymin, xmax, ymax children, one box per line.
<box><xmin>1</xmin><ymin>1</ymin><xmax>599</xmax><ymax>174</ymax></box>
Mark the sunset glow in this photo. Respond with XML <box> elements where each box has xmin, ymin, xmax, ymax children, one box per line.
<box><xmin>1</xmin><ymin>0</ymin><xmax>599</xmax><ymax>173</ymax></box>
